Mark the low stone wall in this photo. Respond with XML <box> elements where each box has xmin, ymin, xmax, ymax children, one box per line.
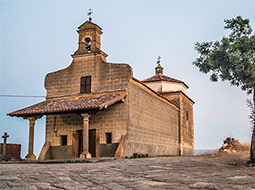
<box><xmin>124</xmin><ymin>142</ymin><xmax>179</xmax><ymax>157</ymax></box>
<box><xmin>100</xmin><ymin>143</ymin><xmax>119</xmax><ymax>157</ymax></box>
<box><xmin>50</xmin><ymin>146</ymin><xmax>73</xmax><ymax>160</ymax></box>
<box><xmin>0</xmin><ymin>143</ymin><xmax>21</xmax><ymax>160</ymax></box>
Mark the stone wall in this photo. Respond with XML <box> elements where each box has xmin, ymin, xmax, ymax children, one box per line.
<box><xmin>44</xmin><ymin>100</ymin><xmax>127</xmax><ymax>159</ymax></box>
<box><xmin>180</xmin><ymin>95</ymin><xmax>194</xmax><ymax>155</ymax></box>
<box><xmin>45</xmin><ymin>54</ymin><xmax>132</xmax><ymax>98</ymax></box>
<box><xmin>160</xmin><ymin>91</ymin><xmax>194</xmax><ymax>156</ymax></box>
<box><xmin>45</xmin><ymin>113</ymin><xmax>83</xmax><ymax>147</ymax></box>
<box><xmin>160</xmin><ymin>92</ymin><xmax>180</xmax><ymax>108</ymax></box>
<box><xmin>123</xmin><ymin>79</ymin><xmax>180</xmax><ymax>157</ymax></box>
<box><xmin>0</xmin><ymin>143</ymin><xmax>21</xmax><ymax>160</ymax></box>
<box><xmin>43</xmin><ymin>54</ymin><xmax>132</xmax><ymax>159</ymax></box>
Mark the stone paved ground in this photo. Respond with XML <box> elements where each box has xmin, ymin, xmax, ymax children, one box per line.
<box><xmin>0</xmin><ymin>155</ymin><xmax>255</xmax><ymax>190</ymax></box>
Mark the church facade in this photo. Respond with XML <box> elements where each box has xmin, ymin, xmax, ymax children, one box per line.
<box><xmin>8</xmin><ymin>18</ymin><xmax>194</xmax><ymax>160</ymax></box>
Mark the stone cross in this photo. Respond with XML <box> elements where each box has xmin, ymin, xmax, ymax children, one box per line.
<box><xmin>2</xmin><ymin>132</ymin><xmax>9</xmax><ymax>156</ymax></box>
<box><xmin>157</xmin><ymin>56</ymin><xmax>161</xmax><ymax>64</ymax></box>
<box><xmin>88</xmin><ymin>8</ymin><xmax>93</xmax><ymax>21</ymax></box>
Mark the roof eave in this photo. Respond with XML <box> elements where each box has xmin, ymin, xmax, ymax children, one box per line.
<box><xmin>142</xmin><ymin>79</ymin><xmax>189</xmax><ymax>89</ymax></box>
<box><xmin>7</xmin><ymin>91</ymin><xmax>127</xmax><ymax>118</ymax></box>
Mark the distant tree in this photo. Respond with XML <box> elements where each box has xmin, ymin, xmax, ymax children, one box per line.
<box><xmin>193</xmin><ymin>16</ymin><xmax>255</xmax><ymax>163</ymax></box>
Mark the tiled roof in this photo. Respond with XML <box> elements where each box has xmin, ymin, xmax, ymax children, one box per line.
<box><xmin>142</xmin><ymin>74</ymin><xmax>189</xmax><ymax>88</ymax></box>
<box><xmin>8</xmin><ymin>91</ymin><xmax>127</xmax><ymax>117</ymax></box>
<box><xmin>78</xmin><ymin>21</ymin><xmax>102</xmax><ymax>30</ymax></box>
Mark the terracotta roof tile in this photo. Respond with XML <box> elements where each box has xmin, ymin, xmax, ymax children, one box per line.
<box><xmin>142</xmin><ymin>74</ymin><xmax>189</xmax><ymax>88</ymax></box>
<box><xmin>8</xmin><ymin>91</ymin><xmax>127</xmax><ymax>117</ymax></box>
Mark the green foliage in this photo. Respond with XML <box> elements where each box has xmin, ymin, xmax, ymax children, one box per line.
<box><xmin>193</xmin><ymin>16</ymin><xmax>255</xmax><ymax>94</ymax></box>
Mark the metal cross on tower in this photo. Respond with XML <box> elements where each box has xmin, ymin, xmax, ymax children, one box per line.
<box><xmin>88</xmin><ymin>8</ymin><xmax>93</xmax><ymax>21</ymax></box>
<box><xmin>157</xmin><ymin>56</ymin><xmax>161</xmax><ymax>65</ymax></box>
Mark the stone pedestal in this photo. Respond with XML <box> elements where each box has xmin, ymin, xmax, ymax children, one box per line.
<box><xmin>179</xmin><ymin>143</ymin><xmax>183</xmax><ymax>156</ymax></box>
<box><xmin>25</xmin><ymin>153</ymin><xmax>36</xmax><ymax>161</ymax></box>
<box><xmin>79</xmin><ymin>152</ymin><xmax>91</xmax><ymax>159</ymax></box>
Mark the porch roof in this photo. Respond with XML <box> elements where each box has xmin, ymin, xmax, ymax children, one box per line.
<box><xmin>8</xmin><ymin>91</ymin><xmax>127</xmax><ymax>117</ymax></box>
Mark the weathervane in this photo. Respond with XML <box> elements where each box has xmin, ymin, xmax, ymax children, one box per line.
<box><xmin>157</xmin><ymin>56</ymin><xmax>161</xmax><ymax>65</ymax></box>
<box><xmin>88</xmin><ymin>8</ymin><xmax>93</xmax><ymax>21</ymax></box>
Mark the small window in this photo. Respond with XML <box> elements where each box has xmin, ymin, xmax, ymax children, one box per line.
<box><xmin>80</xmin><ymin>76</ymin><xmax>91</xmax><ymax>93</ymax></box>
<box><xmin>106</xmin><ymin>133</ymin><xmax>112</xmax><ymax>144</ymax></box>
<box><xmin>61</xmin><ymin>135</ymin><xmax>67</xmax><ymax>146</ymax></box>
<box><xmin>186</xmin><ymin>110</ymin><xmax>189</xmax><ymax>121</ymax></box>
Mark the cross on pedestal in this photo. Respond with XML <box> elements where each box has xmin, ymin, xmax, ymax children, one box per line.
<box><xmin>2</xmin><ymin>132</ymin><xmax>9</xmax><ymax>156</ymax></box>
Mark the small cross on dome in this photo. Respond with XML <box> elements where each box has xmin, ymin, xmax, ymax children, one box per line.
<box><xmin>155</xmin><ymin>56</ymin><xmax>163</xmax><ymax>75</ymax></box>
<box><xmin>157</xmin><ymin>56</ymin><xmax>161</xmax><ymax>65</ymax></box>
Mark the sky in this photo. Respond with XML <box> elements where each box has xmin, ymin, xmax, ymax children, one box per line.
<box><xmin>1</xmin><ymin>0</ymin><xmax>255</xmax><ymax>158</ymax></box>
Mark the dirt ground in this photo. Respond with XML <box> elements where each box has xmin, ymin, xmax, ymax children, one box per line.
<box><xmin>0</xmin><ymin>151</ymin><xmax>255</xmax><ymax>190</ymax></box>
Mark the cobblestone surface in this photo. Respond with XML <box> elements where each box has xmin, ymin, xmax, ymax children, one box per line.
<box><xmin>0</xmin><ymin>156</ymin><xmax>255</xmax><ymax>189</ymax></box>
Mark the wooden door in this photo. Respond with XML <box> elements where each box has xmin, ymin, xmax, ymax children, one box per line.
<box><xmin>78</xmin><ymin>130</ymin><xmax>83</xmax><ymax>156</ymax></box>
<box><xmin>89</xmin><ymin>129</ymin><xmax>96</xmax><ymax>157</ymax></box>
<box><xmin>72</xmin><ymin>131</ymin><xmax>79</xmax><ymax>158</ymax></box>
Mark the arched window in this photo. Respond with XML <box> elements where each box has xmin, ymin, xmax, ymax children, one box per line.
<box><xmin>84</xmin><ymin>37</ymin><xmax>91</xmax><ymax>52</ymax></box>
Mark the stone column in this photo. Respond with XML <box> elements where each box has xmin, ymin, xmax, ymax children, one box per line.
<box><xmin>80</xmin><ymin>113</ymin><xmax>91</xmax><ymax>159</ymax></box>
<box><xmin>25</xmin><ymin>117</ymin><xmax>37</xmax><ymax>161</ymax></box>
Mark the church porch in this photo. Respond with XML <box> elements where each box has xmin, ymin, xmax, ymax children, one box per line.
<box><xmin>8</xmin><ymin>91</ymin><xmax>127</xmax><ymax>160</ymax></box>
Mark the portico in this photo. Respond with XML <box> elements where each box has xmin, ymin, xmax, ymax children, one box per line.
<box><xmin>8</xmin><ymin>91</ymin><xmax>127</xmax><ymax>160</ymax></box>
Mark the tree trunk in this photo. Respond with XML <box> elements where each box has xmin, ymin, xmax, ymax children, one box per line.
<box><xmin>250</xmin><ymin>89</ymin><xmax>255</xmax><ymax>163</ymax></box>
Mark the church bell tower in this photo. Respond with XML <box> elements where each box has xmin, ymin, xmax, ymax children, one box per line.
<box><xmin>73</xmin><ymin>10</ymin><xmax>107</xmax><ymax>58</ymax></box>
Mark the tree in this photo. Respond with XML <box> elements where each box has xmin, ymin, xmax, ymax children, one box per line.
<box><xmin>247</xmin><ymin>99</ymin><xmax>255</xmax><ymax>163</ymax></box>
<box><xmin>193</xmin><ymin>16</ymin><xmax>255</xmax><ymax>163</ymax></box>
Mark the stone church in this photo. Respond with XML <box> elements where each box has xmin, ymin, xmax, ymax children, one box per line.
<box><xmin>8</xmin><ymin>17</ymin><xmax>194</xmax><ymax>160</ymax></box>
